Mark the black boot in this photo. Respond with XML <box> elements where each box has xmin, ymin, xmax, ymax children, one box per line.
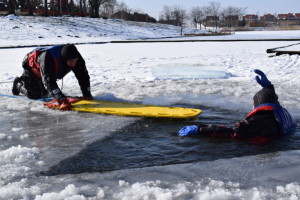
<box><xmin>12</xmin><ymin>77</ymin><xmax>30</xmax><ymax>98</ymax></box>
<box><xmin>12</xmin><ymin>77</ymin><xmax>22</xmax><ymax>95</ymax></box>
<box><xmin>18</xmin><ymin>85</ymin><xmax>30</xmax><ymax>97</ymax></box>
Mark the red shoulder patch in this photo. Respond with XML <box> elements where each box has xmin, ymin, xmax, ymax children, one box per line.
<box><xmin>246</xmin><ymin>105</ymin><xmax>275</xmax><ymax>119</ymax></box>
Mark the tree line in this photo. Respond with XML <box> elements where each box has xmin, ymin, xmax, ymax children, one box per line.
<box><xmin>6</xmin><ymin>0</ymin><xmax>248</xmax><ymax>30</ymax></box>
<box><xmin>159</xmin><ymin>2</ymin><xmax>247</xmax><ymax>32</ymax></box>
<box><xmin>5</xmin><ymin>0</ymin><xmax>139</xmax><ymax>18</ymax></box>
<box><xmin>5</xmin><ymin>0</ymin><xmax>245</xmax><ymax>23</ymax></box>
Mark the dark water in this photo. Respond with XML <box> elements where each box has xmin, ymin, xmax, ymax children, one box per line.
<box><xmin>41</xmin><ymin>105</ymin><xmax>300</xmax><ymax>176</ymax></box>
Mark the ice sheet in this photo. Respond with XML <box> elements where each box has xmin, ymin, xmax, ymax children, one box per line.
<box><xmin>151</xmin><ymin>65</ymin><xmax>234</xmax><ymax>80</ymax></box>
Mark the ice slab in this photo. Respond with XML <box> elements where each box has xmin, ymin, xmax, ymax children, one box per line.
<box><xmin>151</xmin><ymin>65</ymin><xmax>232</xmax><ymax>80</ymax></box>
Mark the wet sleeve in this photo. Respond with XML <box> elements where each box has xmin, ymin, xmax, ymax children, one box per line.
<box><xmin>199</xmin><ymin>125</ymin><xmax>235</xmax><ymax>138</ymax></box>
<box><xmin>263</xmin><ymin>85</ymin><xmax>280</xmax><ymax>104</ymax></box>
<box><xmin>72</xmin><ymin>56</ymin><xmax>92</xmax><ymax>97</ymax></box>
<box><xmin>266</xmin><ymin>84</ymin><xmax>276</xmax><ymax>93</ymax></box>
<box><xmin>39</xmin><ymin>52</ymin><xmax>66</xmax><ymax>101</ymax></box>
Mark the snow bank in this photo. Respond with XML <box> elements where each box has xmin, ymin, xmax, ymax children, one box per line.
<box><xmin>110</xmin><ymin>179</ymin><xmax>300</xmax><ymax>200</ymax></box>
<box><xmin>0</xmin><ymin>15</ymin><xmax>207</xmax><ymax>47</ymax></box>
<box><xmin>0</xmin><ymin>145</ymin><xmax>38</xmax><ymax>162</ymax></box>
<box><xmin>0</xmin><ymin>150</ymin><xmax>296</xmax><ymax>200</ymax></box>
<box><xmin>1</xmin><ymin>16</ymin><xmax>300</xmax><ymax>48</ymax></box>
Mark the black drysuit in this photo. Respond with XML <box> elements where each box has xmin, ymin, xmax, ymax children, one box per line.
<box><xmin>19</xmin><ymin>45</ymin><xmax>91</xmax><ymax>101</ymax></box>
<box><xmin>199</xmin><ymin>85</ymin><xmax>292</xmax><ymax>139</ymax></box>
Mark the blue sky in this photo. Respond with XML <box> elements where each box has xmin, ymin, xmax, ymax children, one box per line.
<box><xmin>122</xmin><ymin>0</ymin><xmax>300</xmax><ymax>19</ymax></box>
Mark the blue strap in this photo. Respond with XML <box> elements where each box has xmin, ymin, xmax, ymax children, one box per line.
<box><xmin>0</xmin><ymin>93</ymin><xmax>53</xmax><ymax>101</ymax></box>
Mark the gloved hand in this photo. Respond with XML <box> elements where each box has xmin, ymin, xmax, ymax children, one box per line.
<box><xmin>58</xmin><ymin>98</ymin><xmax>72</xmax><ymax>111</ymax></box>
<box><xmin>178</xmin><ymin>125</ymin><xmax>199</xmax><ymax>136</ymax></box>
<box><xmin>254</xmin><ymin>69</ymin><xmax>271</xmax><ymax>88</ymax></box>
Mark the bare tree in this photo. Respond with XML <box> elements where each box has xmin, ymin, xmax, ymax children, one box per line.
<box><xmin>7</xmin><ymin>0</ymin><xmax>16</xmax><ymax>14</ymax></box>
<box><xmin>100</xmin><ymin>0</ymin><xmax>117</xmax><ymax>18</ymax></box>
<box><xmin>171</xmin><ymin>5</ymin><xmax>187</xmax><ymax>35</ymax></box>
<box><xmin>159</xmin><ymin>5</ymin><xmax>172</xmax><ymax>22</ymax></box>
<box><xmin>113</xmin><ymin>0</ymin><xmax>132</xmax><ymax>19</ymax></box>
<box><xmin>190</xmin><ymin>6</ymin><xmax>206</xmax><ymax>29</ymax></box>
<box><xmin>207</xmin><ymin>1</ymin><xmax>220</xmax><ymax>16</ymax></box>
<box><xmin>26</xmin><ymin>0</ymin><xmax>34</xmax><ymax>15</ymax></box>
<box><xmin>222</xmin><ymin>6</ymin><xmax>245</xmax><ymax>16</ymax></box>
<box><xmin>43</xmin><ymin>0</ymin><xmax>48</xmax><ymax>16</ymax></box>
<box><xmin>116</xmin><ymin>0</ymin><xmax>130</xmax><ymax>13</ymax></box>
<box><xmin>206</xmin><ymin>1</ymin><xmax>221</xmax><ymax>29</ymax></box>
<box><xmin>69</xmin><ymin>0</ymin><xmax>75</xmax><ymax>15</ymax></box>
<box><xmin>78</xmin><ymin>0</ymin><xmax>89</xmax><ymax>16</ymax></box>
<box><xmin>221</xmin><ymin>5</ymin><xmax>246</xmax><ymax>27</ymax></box>
<box><xmin>89</xmin><ymin>0</ymin><xmax>114</xmax><ymax>18</ymax></box>
<box><xmin>79</xmin><ymin>0</ymin><xmax>84</xmax><ymax>16</ymax></box>
<box><xmin>159</xmin><ymin>5</ymin><xmax>188</xmax><ymax>35</ymax></box>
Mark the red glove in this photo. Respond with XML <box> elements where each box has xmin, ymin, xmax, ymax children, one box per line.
<box><xmin>58</xmin><ymin>98</ymin><xmax>72</xmax><ymax>111</ymax></box>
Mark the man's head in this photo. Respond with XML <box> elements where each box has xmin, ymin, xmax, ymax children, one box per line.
<box><xmin>253</xmin><ymin>88</ymin><xmax>279</xmax><ymax>108</ymax></box>
<box><xmin>61</xmin><ymin>44</ymin><xmax>80</xmax><ymax>68</ymax></box>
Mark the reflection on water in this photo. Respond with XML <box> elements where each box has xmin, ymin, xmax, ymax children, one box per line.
<box><xmin>41</xmin><ymin>105</ymin><xmax>300</xmax><ymax>176</ymax></box>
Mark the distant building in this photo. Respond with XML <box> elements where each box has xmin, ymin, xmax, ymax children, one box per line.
<box><xmin>295</xmin><ymin>13</ymin><xmax>300</xmax><ymax>19</ymax></box>
<box><xmin>224</xmin><ymin>15</ymin><xmax>239</xmax><ymax>21</ymax></box>
<box><xmin>243</xmin><ymin>14</ymin><xmax>259</xmax><ymax>21</ymax></box>
<box><xmin>206</xmin><ymin>16</ymin><xmax>219</xmax><ymax>21</ymax></box>
<box><xmin>260</xmin><ymin>14</ymin><xmax>276</xmax><ymax>21</ymax></box>
<box><xmin>204</xmin><ymin>16</ymin><xmax>219</xmax><ymax>27</ymax></box>
<box><xmin>224</xmin><ymin>15</ymin><xmax>239</xmax><ymax>27</ymax></box>
<box><xmin>278</xmin><ymin>13</ymin><xmax>296</xmax><ymax>20</ymax></box>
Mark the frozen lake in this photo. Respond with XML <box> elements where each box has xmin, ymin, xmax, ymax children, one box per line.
<box><xmin>0</xmin><ymin>41</ymin><xmax>299</xmax><ymax>199</ymax></box>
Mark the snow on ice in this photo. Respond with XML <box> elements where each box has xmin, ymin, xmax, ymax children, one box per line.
<box><xmin>0</xmin><ymin>16</ymin><xmax>300</xmax><ymax>199</ymax></box>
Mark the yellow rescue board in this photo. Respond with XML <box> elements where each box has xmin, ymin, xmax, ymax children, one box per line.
<box><xmin>70</xmin><ymin>99</ymin><xmax>202</xmax><ymax>119</ymax></box>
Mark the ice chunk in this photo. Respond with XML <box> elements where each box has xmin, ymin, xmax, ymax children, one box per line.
<box><xmin>151</xmin><ymin>65</ymin><xmax>233</xmax><ymax>80</ymax></box>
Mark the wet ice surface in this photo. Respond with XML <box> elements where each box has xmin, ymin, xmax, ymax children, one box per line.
<box><xmin>0</xmin><ymin>101</ymin><xmax>299</xmax><ymax>199</ymax></box>
<box><xmin>41</xmin><ymin>106</ymin><xmax>300</xmax><ymax>176</ymax></box>
<box><xmin>0</xmin><ymin>101</ymin><xmax>137</xmax><ymax>168</ymax></box>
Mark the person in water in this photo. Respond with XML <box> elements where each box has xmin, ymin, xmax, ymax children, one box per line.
<box><xmin>12</xmin><ymin>44</ymin><xmax>92</xmax><ymax>111</ymax></box>
<box><xmin>178</xmin><ymin>69</ymin><xmax>297</xmax><ymax>140</ymax></box>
